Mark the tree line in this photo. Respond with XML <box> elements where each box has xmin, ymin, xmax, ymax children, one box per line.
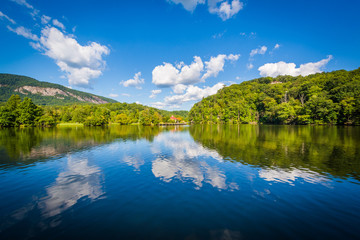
<box><xmin>189</xmin><ymin>68</ymin><xmax>360</xmax><ymax>125</ymax></box>
<box><xmin>0</xmin><ymin>95</ymin><xmax>187</xmax><ymax>127</ymax></box>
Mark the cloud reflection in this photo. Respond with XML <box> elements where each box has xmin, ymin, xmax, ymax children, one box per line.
<box><xmin>259</xmin><ymin>168</ymin><xmax>327</xmax><ymax>185</ymax></box>
<box><xmin>39</xmin><ymin>156</ymin><xmax>104</xmax><ymax>217</ymax></box>
<box><xmin>151</xmin><ymin>133</ymin><xmax>238</xmax><ymax>190</ymax></box>
<box><xmin>122</xmin><ymin>155</ymin><xmax>145</xmax><ymax>171</ymax></box>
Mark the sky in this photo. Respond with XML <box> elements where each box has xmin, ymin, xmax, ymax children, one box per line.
<box><xmin>0</xmin><ymin>0</ymin><xmax>359</xmax><ymax>110</ymax></box>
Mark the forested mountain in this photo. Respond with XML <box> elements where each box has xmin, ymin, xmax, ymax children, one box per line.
<box><xmin>0</xmin><ymin>74</ymin><xmax>117</xmax><ymax>105</ymax></box>
<box><xmin>189</xmin><ymin>68</ymin><xmax>360</xmax><ymax>125</ymax></box>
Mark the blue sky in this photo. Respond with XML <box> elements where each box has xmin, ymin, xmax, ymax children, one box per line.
<box><xmin>0</xmin><ymin>0</ymin><xmax>359</xmax><ymax>110</ymax></box>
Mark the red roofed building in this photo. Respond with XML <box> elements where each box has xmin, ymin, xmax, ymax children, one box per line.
<box><xmin>170</xmin><ymin>115</ymin><xmax>180</xmax><ymax>122</ymax></box>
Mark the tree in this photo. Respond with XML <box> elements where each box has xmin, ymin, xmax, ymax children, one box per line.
<box><xmin>18</xmin><ymin>97</ymin><xmax>42</xmax><ymax>126</ymax></box>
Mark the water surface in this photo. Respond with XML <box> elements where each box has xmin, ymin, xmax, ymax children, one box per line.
<box><xmin>0</xmin><ymin>125</ymin><xmax>359</xmax><ymax>239</ymax></box>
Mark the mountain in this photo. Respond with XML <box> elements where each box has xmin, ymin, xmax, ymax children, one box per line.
<box><xmin>189</xmin><ymin>68</ymin><xmax>360</xmax><ymax>125</ymax></box>
<box><xmin>0</xmin><ymin>74</ymin><xmax>117</xmax><ymax>105</ymax></box>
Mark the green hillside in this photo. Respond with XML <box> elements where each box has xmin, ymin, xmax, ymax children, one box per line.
<box><xmin>189</xmin><ymin>68</ymin><xmax>360</xmax><ymax>125</ymax></box>
<box><xmin>0</xmin><ymin>74</ymin><xmax>117</xmax><ymax>105</ymax></box>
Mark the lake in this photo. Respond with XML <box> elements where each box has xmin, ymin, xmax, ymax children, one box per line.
<box><xmin>0</xmin><ymin>125</ymin><xmax>359</xmax><ymax>240</ymax></box>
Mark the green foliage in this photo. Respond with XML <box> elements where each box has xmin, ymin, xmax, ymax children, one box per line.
<box><xmin>189</xmin><ymin>68</ymin><xmax>360</xmax><ymax>125</ymax></box>
<box><xmin>0</xmin><ymin>95</ymin><xmax>188</xmax><ymax>127</ymax></box>
<box><xmin>0</xmin><ymin>95</ymin><xmax>45</xmax><ymax>127</ymax></box>
<box><xmin>190</xmin><ymin>125</ymin><xmax>360</xmax><ymax>180</ymax></box>
<box><xmin>0</xmin><ymin>74</ymin><xmax>117</xmax><ymax>105</ymax></box>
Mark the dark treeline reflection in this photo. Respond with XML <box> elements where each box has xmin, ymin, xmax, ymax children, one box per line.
<box><xmin>190</xmin><ymin>125</ymin><xmax>360</xmax><ymax>180</ymax></box>
<box><xmin>0</xmin><ymin>125</ymin><xmax>168</xmax><ymax>165</ymax></box>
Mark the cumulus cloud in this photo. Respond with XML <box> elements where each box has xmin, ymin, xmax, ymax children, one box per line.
<box><xmin>249</xmin><ymin>45</ymin><xmax>267</xmax><ymax>57</ymax></box>
<box><xmin>247</xmin><ymin>63</ymin><xmax>254</xmax><ymax>70</ymax></box>
<box><xmin>152</xmin><ymin>54</ymin><xmax>239</xmax><ymax>87</ymax></box>
<box><xmin>172</xmin><ymin>84</ymin><xmax>187</xmax><ymax>94</ymax></box>
<box><xmin>151</xmin><ymin>83</ymin><xmax>224</xmax><ymax>109</ymax></box>
<box><xmin>0</xmin><ymin>11</ymin><xmax>16</xmax><ymax>24</ymax></box>
<box><xmin>168</xmin><ymin>0</ymin><xmax>205</xmax><ymax>11</ymax></box>
<box><xmin>38</xmin><ymin>27</ymin><xmax>109</xmax><ymax>87</ymax></box>
<box><xmin>149</xmin><ymin>89</ymin><xmax>162</xmax><ymax>98</ymax></box>
<box><xmin>152</xmin><ymin>56</ymin><xmax>204</xmax><ymax>87</ymax></box>
<box><xmin>164</xmin><ymin>82</ymin><xmax>224</xmax><ymax>105</ymax></box>
<box><xmin>4</xmin><ymin>2</ymin><xmax>110</xmax><ymax>88</ymax></box>
<box><xmin>7</xmin><ymin>26</ymin><xmax>39</xmax><ymax>41</ymax></box>
<box><xmin>109</xmin><ymin>93</ymin><xmax>118</xmax><ymax>98</ymax></box>
<box><xmin>121</xmin><ymin>72</ymin><xmax>145</xmax><ymax>89</ymax></box>
<box><xmin>274</xmin><ymin>43</ymin><xmax>280</xmax><ymax>50</ymax></box>
<box><xmin>258</xmin><ymin>55</ymin><xmax>333</xmax><ymax>78</ymax></box>
<box><xmin>202</xmin><ymin>54</ymin><xmax>239</xmax><ymax>80</ymax></box>
<box><xmin>208</xmin><ymin>0</ymin><xmax>243</xmax><ymax>20</ymax></box>
<box><xmin>52</xmin><ymin>19</ymin><xmax>65</xmax><ymax>30</ymax></box>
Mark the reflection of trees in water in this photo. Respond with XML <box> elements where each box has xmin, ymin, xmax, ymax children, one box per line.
<box><xmin>0</xmin><ymin>126</ymin><xmax>163</xmax><ymax>165</ymax></box>
<box><xmin>190</xmin><ymin>125</ymin><xmax>360</xmax><ymax>180</ymax></box>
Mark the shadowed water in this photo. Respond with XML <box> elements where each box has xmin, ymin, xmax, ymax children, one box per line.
<box><xmin>0</xmin><ymin>125</ymin><xmax>359</xmax><ymax>240</ymax></box>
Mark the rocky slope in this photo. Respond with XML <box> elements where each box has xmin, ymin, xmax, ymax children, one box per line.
<box><xmin>0</xmin><ymin>74</ymin><xmax>116</xmax><ymax>105</ymax></box>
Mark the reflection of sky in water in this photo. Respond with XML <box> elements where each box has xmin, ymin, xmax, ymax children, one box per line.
<box><xmin>5</xmin><ymin>155</ymin><xmax>104</xmax><ymax>230</ymax></box>
<box><xmin>117</xmin><ymin>131</ymin><xmax>332</xmax><ymax>190</ymax></box>
<box><xmin>120</xmin><ymin>132</ymin><xmax>239</xmax><ymax>190</ymax></box>
<box><xmin>259</xmin><ymin>168</ymin><xmax>328</xmax><ymax>185</ymax></box>
<box><xmin>1</xmin><ymin>127</ymin><xmax>359</xmax><ymax>239</ymax></box>
<box><xmin>39</xmin><ymin>156</ymin><xmax>104</xmax><ymax>217</ymax></box>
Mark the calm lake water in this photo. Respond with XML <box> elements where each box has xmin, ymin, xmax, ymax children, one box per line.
<box><xmin>0</xmin><ymin>125</ymin><xmax>359</xmax><ymax>240</ymax></box>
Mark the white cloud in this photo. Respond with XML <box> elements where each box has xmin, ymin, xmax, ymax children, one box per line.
<box><xmin>109</xmin><ymin>93</ymin><xmax>118</xmax><ymax>98</ymax></box>
<box><xmin>7</xmin><ymin>26</ymin><xmax>39</xmax><ymax>41</ymax></box>
<box><xmin>247</xmin><ymin>63</ymin><xmax>254</xmax><ymax>70</ymax></box>
<box><xmin>151</xmin><ymin>83</ymin><xmax>224</xmax><ymax>109</ymax></box>
<box><xmin>168</xmin><ymin>0</ymin><xmax>205</xmax><ymax>11</ymax></box>
<box><xmin>11</xmin><ymin>0</ymin><xmax>39</xmax><ymax>18</ymax></box>
<box><xmin>164</xmin><ymin>82</ymin><xmax>224</xmax><ymax>105</ymax></box>
<box><xmin>152</xmin><ymin>56</ymin><xmax>204</xmax><ymax>87</ymax></box>
<box><xmin>38</xmin><ymin>27</ymin><xmax>109</xmax><ymax>87</ymax></box>
<box><xmin>249</xmin><ymin>45</ymin><xmax>267</xmax><ymax>57</ymax></box>
<box><xmin>208</xmin><ymin>0</ymin><xmax>243</xmax><ymax>21</ymax></box>
<box><xmin>11</xmin><ymin>0</ymin><xmax>34</xmax><ymax>9</ymax></box>
<box><xmin>152</xmin><ymin>54</ymin><xmax>239</xmax><ymax>87</ymax></box>
<box><xmin>121</xmin><ymin>72</ymin><xmax>145</xmax><ymax>89</ymax></box>
<box><xmin>0</xmin><ymin>11</ymin><xmax>16</xmax><ymax>24</ymax></box>
<box><xmin>4</xmin><ymin>2</ymin><xmax>109</xmax><ymax>88</ymax></box>
<box><xmin>41</xmin><ymin>15</ymin><xmax>51</xmax><ymax>24</ymax></box>
<box><xmin>166</xmin><ymin>0</ymin><xmax>243</xmax><ymax>20</ymax></box>
<box><xmin>202</xmin><ymin>54</ymin><xmax>240</xmax><ymax>80</ymax></box>
<box><xmin>121</xmin><ymin>93</ymin><xmax>131</xmax><ymax>97</ymax></box>
<box><xmin>212</xmin><ymin>30</ymin><xmax>226</xmax><ymax>39</ymax></box>
<box><xmin>274</xmin><ymin>43</ymin><xmax>280</xmax><ymax>49</ymax></box>
<box><xmin>258</xmin><ymin>55</ymin><xmax>333</xmax><ymax>78</ymax></box>
<box><xmin>151</xmin><ymin>101</ymin><xmax>173</xmax><ymax>109</ymax></box>
<box><xmin>53</xmin><ymin>19</ymin><xmax>65</xmax><ymax>30</ymax></box>
<box><xmin>149</xmin><ymin>89</ymin><xmax>162</xmax><ymax>98</ymax></box>
<box><xmin>172</xmin><ymin>84</ymin><xmax>187</xmax><ymax>94</ymax></box>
